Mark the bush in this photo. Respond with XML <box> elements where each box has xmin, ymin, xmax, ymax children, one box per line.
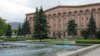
<box><xmin>95</xmin><ymin>31</ymin><xmax>100</xmax><ymax>39</ymax></box>
<box><xmin>0</xmin><ymin>37</ymin><xmax>25</xmax><ymax>41</ymax></box>
<box><xmin>4</xmin><ymin>38</ymin><xmax>18</xmax><ymax>41</ymax></box>
<box><xmin>76</xmin><ymin>40</ymin><xmax>100</xmax><ymax>44</ymax></box>
<box><xmin>81</xmin><ymin>30</ymin><xmax>88</xmax><ymax>39</ymax></box>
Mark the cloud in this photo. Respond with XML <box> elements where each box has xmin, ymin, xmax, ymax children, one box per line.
<box><xmin>0</xmin><ymin>0</ymin><xmax>34</xmax><ymax>23</ymax></box>
<box><xmin>0</xmin><ymin>0</ymin><xmax>36</xmax><ymax>13</ymax></box>
<box><xmin>0</xmin><ymin>0</ymin><xmax>100</xmax><ymax>23</ymax></box>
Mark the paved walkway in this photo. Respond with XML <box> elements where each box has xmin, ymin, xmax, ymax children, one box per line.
<box><xmin>82</xmin><ymin>47</ymin><xmax>100</xmax><ymax>56</ymax></box>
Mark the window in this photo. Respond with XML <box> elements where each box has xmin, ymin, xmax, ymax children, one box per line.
<box><xmin>63</xmin><ymin>32</ymin><xmax>66</xmax><ymax>37</ymax></box>
<box><xmin>81</xmin><ymin>24</ymin><xmax>83</xmax><ymax>27</ymax></box>
<box><xmin>29</xmin><ymin>17</ymin><xmax>33</xmax><ymax>21</ymax></box>
<box><xmin>54</xmin><ymin>24</ymin><xmax>56</xmax><ymax>28</ymax></box>
<box><xmin>82</xmin><ymin>18</ymin><xmax>83</xmax><ymax>20</ymax></box>
<box><xmin>87</xmin><ymin>18</ymin><xmax>88</xmax><ymax>20</ymax></box>
<box><xmin>58</xmin><ymin>24</ymin><xmax>61</xmax><ymax>28</ymax></box>
<box><xmin>58</xmin><ymin>18</ymin><xmax>61</xmax><ymax>22</ymax></box>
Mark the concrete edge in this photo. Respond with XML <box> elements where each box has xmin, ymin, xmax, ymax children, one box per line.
<box><xmin>67</xmin><ymin>44</ymin><xmax>100</xmax><ymax>56</ymax></box>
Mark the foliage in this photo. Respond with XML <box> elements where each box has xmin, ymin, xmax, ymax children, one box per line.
<box><xmin>95</xmin><ymin>31</ymin><xmax>100</xmax><ymax>39</ymax></box>
<box><xmin>81</xmin><ymin>29</ymin><xmax>89</xmax><ymax>39</ymax></box>
<box><xmin>67</xmin><ymin>20</ymin><xmax>77</xmax><ymax>36</ymax></box>
<box><xmin>0</xmin><ymin>17</ymin><xmax>8</xmax><ymax>36</ymax></box>
<box><xmin>21</xmin><ymin>19</ymin><xmax>31</xmax><ymax>36</ymax></box>
<box><xmin>12</xmin><ymin>29</ymin><xmax>17</xmax><ymax>34</ymax></box>
<box><xmin>87</xmin><ymin>14</ymin><xmax>96</xmax><ymax>38</ymax></box>
<box><xmin>0</xmin><ymin>37</ymin><xmax>25</xmax><ymax>41</ymax></box>
<box><xmin>17</xmin><ymin>23</ymin><xmax>22</xmax><ymax>36</ymax></box>
<box><xmin>5</xmin><ymin>24</ymin><xmax>12</xmax><ymax>38</ymax></box>
<box><xmin>33</xmin><ymin>7</ymin><xmax>49</xmax><ymax>41</ymax></box>
<box><xmin>76</xmin><ymin>40</ymin><xmax>100</xmax><ymax>44</ymax></box>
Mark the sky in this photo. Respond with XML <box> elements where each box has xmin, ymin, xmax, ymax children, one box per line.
<box><xmin>0</xmin><ymin>0</ymin><xmax>100</xmax><ymax>23</ymax></box>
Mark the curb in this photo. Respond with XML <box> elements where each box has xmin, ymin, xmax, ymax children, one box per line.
<box><xmin>67</xmin><ymin>44</ymin><xmax>100</xmax><ymax>56</ymax></box>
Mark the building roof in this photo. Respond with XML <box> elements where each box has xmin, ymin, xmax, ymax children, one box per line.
<box><xmin>26</xmin><ymin>3</ymin><xmax>100</xmax><ymax>15</ymax></box>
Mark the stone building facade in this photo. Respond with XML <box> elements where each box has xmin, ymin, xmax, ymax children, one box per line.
<box><xmin>26</xmin><ymin>3</ymin><xmax>100</xmax><ymax>38</ymax></box>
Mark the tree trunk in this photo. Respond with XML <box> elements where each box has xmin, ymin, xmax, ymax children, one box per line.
<box><xmin>40</xmin><ymin>39</ymin><xmax>42</xmax><ymax>42</ymax></box>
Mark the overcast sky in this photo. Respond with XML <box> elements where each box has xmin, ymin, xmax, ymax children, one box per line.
<box><xmin>0</xmin><ymin>0</ymin><xmax>100</xmax><ymax>23</ymax></box>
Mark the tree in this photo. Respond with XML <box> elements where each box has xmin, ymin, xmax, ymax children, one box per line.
<box><xmin>21</xmin><ymin>19</ymin><xmax>31</xmax><ymax>36</ymax></box>
<box><xmin>33</xmin><ymin>8</ymin><xmax>39</xmax><ymax>38</ymax></box>
<box><xmin>0</xmin><ymin>17</ymin><xmax>8</xmax><ymax>36</ymax></box>
<box><xmin>87</xmin><ymin>14</ymin><xmax>96</xmax><ymax>38</ymax></box>
<box><xmin>67</xmin><ymin>20</ymin><xmax>77</xmax><ymax>39</ymax></box>
<box><xmin>95</xmin><ymin>31</ymin><xmax>100</xmax><ymax>39</ymax></box>
<box><xmin>33</xmin><ymin>7</ymin><xmax>49</xmax><ymax>41</ymax></box>
<box><xmin>17</xmin><ymin>23</ymin><xmax>22</xmax><ymax>36</ymax></box>
<box><xmin>12</xmin><ymin>29</ymin><xmax>17</xmax><ymax>34</ymax></box>
<box><xmin>81</xmin><ymin>29</ymin><xmax>88</xmax><ymax>39</ymax></box>
<box><xmin>5</xmin><ymin>24</ymin><xmax>12</xmax><ymax>38</ymax></box>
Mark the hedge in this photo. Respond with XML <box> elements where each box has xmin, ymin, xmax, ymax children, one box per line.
<box><xmin>76</xmin><ymin>40</ymin><xmax>100</xmax><ymax>44</ymax></box>
<box><xmin>0</xmin><ymin>37</ymin><xmax>25</xmax><ymax>41</ymax></box>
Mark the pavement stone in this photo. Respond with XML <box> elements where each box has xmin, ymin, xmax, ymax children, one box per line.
<box><xmin>82</xmin><ymin>47</ymin><xmax>100</xmax><ymax>56</ymax></box>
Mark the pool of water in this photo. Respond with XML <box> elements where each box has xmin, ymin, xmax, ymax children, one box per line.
<box><xmin>0</xmin><ymin>42</ymin><xmax>88</xmax><ymax>56</ymax></box>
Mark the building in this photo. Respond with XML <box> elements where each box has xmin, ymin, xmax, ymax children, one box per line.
<box><xmin>26</xmin><ymin>3</ymin><xmax>100</xmax><ymax>38</ymax></box>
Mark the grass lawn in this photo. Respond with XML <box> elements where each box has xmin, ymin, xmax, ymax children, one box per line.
<box><xmin>1</xmin><ymin>37</ymin><xmax>100</xmax><ymax>44</ymax></box>
<box><xmin>30</xmin><ymin>39</ymin><xmax>75</xmax><ymax>44</ymax></box>
<box><xmin>40</xmin><ymin>39</ymin><xmax>100</xmax><ymax>44</ymax></box>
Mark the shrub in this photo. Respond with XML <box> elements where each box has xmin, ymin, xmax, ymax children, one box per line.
<box><xmin>4</xmin><ymin>38</ymin><xmax>18</xmax><ymax>41</ymax></box>
<box><xmin>81</xmin><ymin>30</ymin><xmax>89</xmax><ymax>39</ymax></box>
<box><xmin>76</xmin><ymin>40</ymin><xmax>100</xmax><ymax>44</ymax></box>
<box><xmin>95</xmin><ymin>31</ymin><xmax>100</xmax><ymax>39</ymax></box>
<box><xmin>0</xmin><ymin>37</ymin><xmax>25</xmax><ymax>41</ymax></box>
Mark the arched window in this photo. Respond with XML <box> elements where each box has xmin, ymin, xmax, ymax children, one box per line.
<box><xmin>73</xmin><ymin>11</ymin><xmax>77</xmax><ymax>20</ymax></box>
<box><xmin>98</xmin><ymin>8</ymin><xmax>100</xmax><ymax>22</ymax></box>
<box><xmin>85</xmin><ymin>9</ymin><xmax>90</xmax><ymax>16</ymax></box>
<box><xmin>79</xmin><ymin>10</ymin><xmax>83</xmax><ymax>17</ymax></box>
<box><xmin>68</xmin><ymin>12</ymin><xmax>72</xmax><ymax>15</ymax></box>
<box><xmin>79</xmin><ymin>10</ymin><xmax>84</xmax><ymax>16</ymax></box>
<box><xmin>74</xmin><ymin>11</ymin><xmax>78</xmax><ymax>14</ymax></box>
<box><xmin>68</xmin><ymin>12</ymin><xmax>72</xmax><ymax>20</ymax></box>
<box><xmin>48</xmin><ymin>14</ymin><xmax>51</xmax><ymax>18</ymax></box>
<box><xmin>58</xmin><ymin>13</ymin><xmax>61</xmax><ymax>17</ymax></box>
<box><xmin>57</xmin><ymin>13</ymin><xmax>61</xmax><ymax>22</ymax></box>
<box><xmin>91</xmin><ymin>9</ymin><xmax>96</xmax><ymax>14</ymax></box>
<box><xmin>53</xmin><ymin>13</ymin><xmax>56</xmax><ymax>17</ymax></box>
<box><xmin>63</xmin><ymin>12</ymin><xmax>67</xmax><ymax>16</ymax></box>
<box><xmin>29</xmin><ymin>17</ymin><xmax>32</xmax><ymax>21</ymax></box>
<box><xmin>91</xmin><ymin>9</ymin><xmax>96</xmax><ymax>17</ymax></box>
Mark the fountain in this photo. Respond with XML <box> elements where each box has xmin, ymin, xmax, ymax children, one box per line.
<box><xmin>0</xmin><ymin>41</ymin><xmax>88</xmax><ymax>56</ymax></box>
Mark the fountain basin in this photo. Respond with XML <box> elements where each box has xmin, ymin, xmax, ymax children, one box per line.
<box><xmin>0</xmin><ymin>42</ymin><xmax>90</xmax><ymax>56</ymax></box>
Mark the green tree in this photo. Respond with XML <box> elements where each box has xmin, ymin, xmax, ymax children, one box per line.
<box><xmin>67</xmin><ymin>20</ymin><xmax>77</xmax><ymax>39</ymax></box>
<box><xmin>12</xmin><ymin>29</ymin><xmax>17</xmax><ymax>34</ymax></box>
<box><xmin>17</xmin><ymin>23</ymin><xmax>22</xmax><ymax>36</ymax></box>
<box><xmin>21</xmin><ymin>19</ymin><xmax>31</xmax><ymax>36</ymax></box>
<box><xmin>87</xmin><ymin>14</ymin><xmax>96</xmax><ymax>38</ymax></box>
<box><xmin>33</xmin><ymin>8</ymin><xmax>39</xmax><ymax>38</ymax></box>
<box><xmin>0</xmin><ymin>17</ymin><xmax>8</xmax><ymax>36</ymax></box>
<box><xmin>33</xmin><ymin>7</ymin><xmax>49</xmax><ymax>41</ymax></box>
<box><xmin>95</xmin><ymin>31</ymin><xmax>100</xmax><ymax>39</ymax></box>
<box><xmin>5</xmin><ymin>24</ymin><xmax>12</xmax><ymax>38</ymax></box>
<box><xmin>81</xmin><ymin>29</ymin><xmax>88</xmax><ymax>39</ymax></box>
